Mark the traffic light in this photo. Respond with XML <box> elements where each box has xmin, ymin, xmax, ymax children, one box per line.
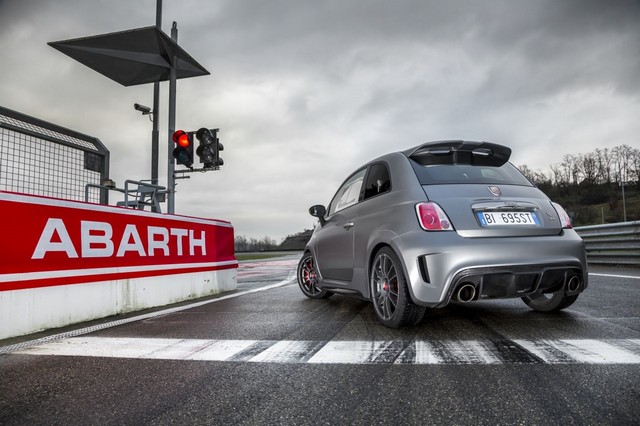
<box><xmin>195</xmin><ymin>128</ymin><xmax>224</xmax><ymax>168</ymax></box>
<box><xmin>172</xmin><ymin>130</ymin><xmax>194</xmax><ymax>168</ymax></box>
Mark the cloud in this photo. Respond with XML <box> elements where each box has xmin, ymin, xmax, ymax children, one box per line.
<box><xmin>1</xmin><ymin>0</ymin><xmax>639</xmax><ymax>239</ymax></box>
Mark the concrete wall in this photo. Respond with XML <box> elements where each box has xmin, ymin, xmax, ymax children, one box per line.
<box><xmin>0</xmin><ymin>269</ymin><xmax>237</xmax><ymax>340</ymax></box>
<box><xmin>0</xmin><ymin>191</ymin><xmax>238</xmax><ymax>340</ymax></box>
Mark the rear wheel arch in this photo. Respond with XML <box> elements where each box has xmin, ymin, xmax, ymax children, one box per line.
<box><xmin>368</xmin><ymin>245</ymin><xmax>426</xmax><ymax>327</ymax></box>
<box><xmin>368</xmin><ymin>243</ymin><xmax>391</xmax><ymax>277</ymax></box>
<box><xmin>367</xmin><ymin>241</ymin><xmax>419</xmax><ymax>304</ymax></box>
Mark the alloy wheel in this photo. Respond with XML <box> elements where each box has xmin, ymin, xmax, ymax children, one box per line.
<box><xmin>298</xmin><ymin>254</ymin><xmax>323</xmax><ymax>297</ymax></box>
<box><xmin>371</xmin><ymin>252</ymin><xmax>399</xmax><ymax>320</ymax></box>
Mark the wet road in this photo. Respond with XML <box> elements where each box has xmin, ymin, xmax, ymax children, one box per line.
<box><xmin>1</xmin><ymin>256</ymin><xmax>639</xmax><ymax>425</ymax></box>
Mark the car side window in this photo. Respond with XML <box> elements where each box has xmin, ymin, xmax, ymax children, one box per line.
<box><xmin>328</xmin><ymin>169</ymin><xmax>367</xmax><ymax>215</ymax></box>
<box><xmin>363</xmin><ymin>163</ymin><xmax>391</xmax><ymax>200</ymax></box>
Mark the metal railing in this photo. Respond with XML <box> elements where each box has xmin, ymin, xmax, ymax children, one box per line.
<box><xmin>574</xmin><ymin>221</ymin><xmax>640</xmax><ymax>266</ymax></box>
<box><xmin>116</xmin><ymin>180</ymin><xmax>166</xmax><ymax>212</ymax></box>
<box><xmin>85</xmin><ymin>179</ymin><xmax>166</xmax><ymax>213</ymax></box>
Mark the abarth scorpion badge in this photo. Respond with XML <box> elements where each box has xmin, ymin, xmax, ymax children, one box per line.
<box><xmin>488</xmin><ymin>186</ymin><xmax>502</xmax><ymax>197</ymax></box>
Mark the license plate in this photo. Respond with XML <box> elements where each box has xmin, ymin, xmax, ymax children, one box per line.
<box><xmin>476</xmin><ymin>211</ymin><xmax>540</xmax><ymax>226</ymax></box>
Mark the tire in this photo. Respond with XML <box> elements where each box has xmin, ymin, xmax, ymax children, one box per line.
<box><xmin>370</xmin><ymin>247</ymin><xmax>426</xmax><ymax>327</ymax></box>
<box><xmin>521</xmin><ymin>291</ymin><xmax>579</xmax><ymax>312</ymax></box>
<box><xmin>297</xmin><ymin>253</ymin><xmax>332</xmax><ymax>299</ymax></box>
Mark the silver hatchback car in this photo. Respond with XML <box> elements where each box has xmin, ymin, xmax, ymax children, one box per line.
<box><xmin>297</xmin><ymin>140</ymin><xmax>587</xmax><ymax>327</ymax></box>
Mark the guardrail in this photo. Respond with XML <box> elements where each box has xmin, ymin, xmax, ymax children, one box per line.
<box><xmin>574</xmin><ymin>221</ymin><xmax>640</xmax><ymax>266</ymax></box>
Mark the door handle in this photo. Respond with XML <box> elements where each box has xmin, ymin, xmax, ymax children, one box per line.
<box><xmin>343</xmin><ymin>222</ymin><xmax>355</xmax><ymax>230</ymax></box>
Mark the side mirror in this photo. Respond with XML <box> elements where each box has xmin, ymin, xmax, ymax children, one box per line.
<box><xmin>309</xmin><ymin>205</ymin><xmax>326</xmax><ymax>226</ymax></box>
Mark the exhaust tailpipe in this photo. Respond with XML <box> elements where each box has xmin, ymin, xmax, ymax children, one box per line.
<box><xmin>567</xmin><ymin>275</ymin><xmax>581</xmax><ymax>292</ymax></box>
<box><xmin>455</xmin><ymin>283</ymin><xmax>476</xmax><ymax>303</ymax></box>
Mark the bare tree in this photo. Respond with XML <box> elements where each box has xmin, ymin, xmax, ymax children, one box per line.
<box><xmin>234</xmin><ymin>235</ymin><xmax>249</xmax><ymax>252</ymax></box>
<box><xmin>595</xmin><ymin>148</ymin><xmax>613</xmax><ymax>184</ymax></box>
<box><xmin>627</xmin><ymin>147</ymin><xmax>640</xmax><ymax>184</ymax></box>
<box><xmin>551</xmin><ymin>155</ymin><xmax>579</xmax><ymax>186</ymax></box>
<box><xmin>576</xmin><ymin>153</ymin><xmax>598</xmax><ymax>185</ymax></box>
<box><xmin>517</xmin><ymin>164</ymin><xmax>550</xmax><ymax>186</ymax></box>
<box><xmin>612</xmin><ymin>145</ymin><xmax>634</xmax><ymax>183</ymax></box>
<box><xmin>549</xmin><ymin>163</ymin><xmax>564</xmax><ymax>186</ymax></box>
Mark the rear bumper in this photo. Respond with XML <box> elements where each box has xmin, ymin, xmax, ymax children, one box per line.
<box><xmin>391</xmin><ymin>229</ymin><xmax>588</xmax><ymax>307</ymax></box>
<box><xmin>439</xmin><ymin>263</ymin><xmax>584</xmax><ymax>307</ymax></box>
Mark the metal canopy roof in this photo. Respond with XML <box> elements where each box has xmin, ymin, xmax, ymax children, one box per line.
<box><xmin>48</xmin><ymin>26</ymin><xmax>209</xmax><ymax>87</ymax></box>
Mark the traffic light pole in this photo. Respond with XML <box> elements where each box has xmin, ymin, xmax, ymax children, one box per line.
<box><xmin>151</xmin><ymin>0</ymin><xmax>161</xmax><ymax>189</ymax></box>
<box><xmin>167</xmin><ymin>21</ymin><xmax>178</xmax><ymax>214</ymax></box>
<box><xmin>152</xmin><ymin>85</ymin><xmax>160</xmax><ymax>186</ymax></box>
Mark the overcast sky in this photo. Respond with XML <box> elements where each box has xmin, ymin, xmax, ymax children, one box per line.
<box><xmin>1</xmin><ymin>0</ymin><xmax>639</xmax><ymax>240</ymax></box>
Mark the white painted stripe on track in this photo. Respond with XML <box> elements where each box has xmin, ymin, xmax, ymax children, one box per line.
<box><xmin>443</xmin><ymin>340</ymin><xmax>502</xmax><ymax>364</ymax></box>
<box><xmin>0</xmin><ymin>273</ymin><xmax>296</xmax><ymax>355</ymax></box>
<box><xmin>307</xmin><ymin>341</ymin><xmax>393</xmax><ymax>364</ymax></box>
<box><xmin>188</xmin><ymin>340</ymin><xmax>258</xmax><ymax>361</ymax></box>
<box><xmin>250</xmin><ymin>340</ymin><xmax>322</xmax><ymax>363</ymax></box>
<box><xmin>9</xmin><ymin>337</ymin><xmax>640</xmax><ymax>365</ymax></box>
<box><xmin>413</xmin><ymin>341</ymin><xmax>444</xmax><ymax>364</ymax></box>
<box><xmin>514</xmin><ymin>339</ymin><xmax>640</xmax><ymax>364</ymax></box>
<box><xmin>589</xmin><ymin>273</ymin><xmax>640</xmax><ymax>280</ymax></box>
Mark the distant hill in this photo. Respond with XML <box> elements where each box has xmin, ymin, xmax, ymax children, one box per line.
<box><xmin>535</xmin><ymin>183</ymin><xmax>639</xmax><ymax>226</ymax></box>
<box><xmin>279</xmin><ymin>229</ymin><xmax>314</xmax><ymax>250</ymax></box>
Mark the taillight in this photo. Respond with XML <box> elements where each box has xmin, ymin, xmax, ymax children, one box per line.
<box><xmin>551</xmin><ymin>202</ymin><xmax>572</xmax><ymax>229</ymax></box>
<box><xmin>416</xmin><ymin>202</ymin><xmax>454</xmax><ymax>231</ymax></box>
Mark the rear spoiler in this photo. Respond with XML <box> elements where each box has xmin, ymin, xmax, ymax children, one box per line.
<box><xmin>403</xmin><ymin>140</ymin><xmax>511</xmax><ymax>167</ymax></box>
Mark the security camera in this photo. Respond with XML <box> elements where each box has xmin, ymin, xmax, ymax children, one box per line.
<box><xmin>134</xmin><ymin>103</ymin><xmax>152</xmax><ymax>114</ymax></box>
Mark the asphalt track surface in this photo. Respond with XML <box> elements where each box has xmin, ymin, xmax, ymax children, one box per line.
<box><xmin>1</xmin><ymin>254</ymin><xmax>639</xmax><ymax>425</ymax></box>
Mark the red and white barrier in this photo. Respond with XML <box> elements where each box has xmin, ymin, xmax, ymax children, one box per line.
<box><xmin>0</xmin><ymin>191</ymin><xmax>238</xmax><ymax>339</ymax></box>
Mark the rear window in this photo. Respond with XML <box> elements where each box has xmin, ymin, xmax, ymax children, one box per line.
<box><xmin>409</xmin><ymin>159</ymin><xmax>532</xmax><ymax>186</ymax></box>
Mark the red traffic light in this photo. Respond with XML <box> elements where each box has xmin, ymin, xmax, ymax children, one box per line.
<box><xmin>172</xmin><ymin>130</ymin><xmax>194</xmax><ymax>168</ymax></box>
<box><xmin>172</xmin><ymin>130</ymin><xmax>191</xmax><ymax>148</ymax></box>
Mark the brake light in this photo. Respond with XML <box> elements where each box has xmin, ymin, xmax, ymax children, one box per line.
<box><xmin>416</xmin><ymin>202</ymin><xmax>454</xmax><ymax>231</ymax></box>
<box><xmin>551</xmin><ymin>202</ymin><xmax>573</xmax><ymax>229</ymax></box>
